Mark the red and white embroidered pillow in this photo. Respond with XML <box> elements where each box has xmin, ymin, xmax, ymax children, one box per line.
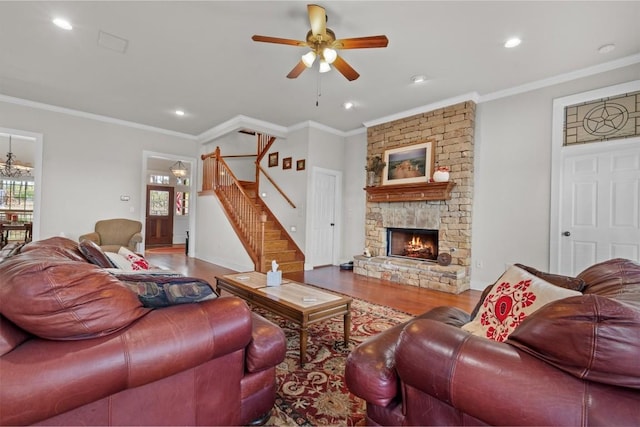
<box><xmin>462</xmin><ymin>265</ymin><xmax>581</xmax><ymax>342</ymax></box>
<box><xmin>118</xmin><ymin>247</ymin><xmax>149</xmax><ymax>270</ymax></box>
<box><xmin>105</xmin><ymin>248</ymin><xmax>150</xmax><ymax>271</ymax></box>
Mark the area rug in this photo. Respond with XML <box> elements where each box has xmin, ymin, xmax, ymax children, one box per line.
<box><xmin>250</xmin><ymin>298</ymin><xmax>413</xmax><ymax>426</ymax></box>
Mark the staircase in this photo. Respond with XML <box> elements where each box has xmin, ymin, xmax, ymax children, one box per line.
<box><xmin>240</xmin><ymin>182</ymin><xmax>304</xmax><ymax>273</ymax></box>
<box><xmin>201</xmin><ymin>143</ymin><xmax>305</xmax><ymax>274</ymax></box>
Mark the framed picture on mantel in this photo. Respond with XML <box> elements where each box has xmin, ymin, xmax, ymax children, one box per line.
<box><xmin>382</xmin><ymin>141</ymin><xmax>433</xmax><ymax>185</ymax></box>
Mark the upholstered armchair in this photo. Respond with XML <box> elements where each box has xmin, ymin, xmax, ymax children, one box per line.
<box><xmin>79</xmin><ymin>218</ymin><xmax>143</xmax><ymax>252</ymax></box>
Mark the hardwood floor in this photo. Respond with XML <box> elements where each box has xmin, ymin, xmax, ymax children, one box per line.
<box><xmin>145</xmin><ymin>249</ymin><xmax>482</xmax><ymax>315</ymax></box>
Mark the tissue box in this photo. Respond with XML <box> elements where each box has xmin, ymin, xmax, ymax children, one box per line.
<box><xmin>266</xmin><ymin>271</ymin><xmax>282</xmax><ymax>287</ymax></box>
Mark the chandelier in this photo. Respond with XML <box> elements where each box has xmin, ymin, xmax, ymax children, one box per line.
<box><xmin>170</xmin><ymin>160</ymin><xmax>188</xmax><ymax>177</ymax></box>
<box><xmin>1</xmin><ymin>136</ymin><xmax>31</xmax><ymax>178</ymax></box>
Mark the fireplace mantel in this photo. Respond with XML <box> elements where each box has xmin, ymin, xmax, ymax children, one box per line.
<box><xmin>364</xmin><ymin>181</ymin><xmax>455</xmax><ymax>202</ymax></box>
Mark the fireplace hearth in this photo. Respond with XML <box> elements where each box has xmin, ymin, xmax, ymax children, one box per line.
<box><xmin>387</xmin><ymin>228</ymin><xmax>438</xmax><ymax>261</ymax></box>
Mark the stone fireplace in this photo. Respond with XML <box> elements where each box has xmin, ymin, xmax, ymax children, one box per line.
<box><xmin>354</xmin><ymin>100</ymin><xmax>475</xmax><ymax>294</ymax></box>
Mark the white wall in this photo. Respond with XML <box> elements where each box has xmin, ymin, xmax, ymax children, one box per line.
<box><xmin>471</xmin><ymin>63</ymin><xmax>640</xmax><ymax>289</ymax></box>
<box><xmin>341</xmin><ymin>131</ymin><xmax>367</xmax><ymax>262</ymax></box>
<box><xmin>0</xmin><ymin>101</ymin><xmax>197</xmax><ymax>242</ymax></box>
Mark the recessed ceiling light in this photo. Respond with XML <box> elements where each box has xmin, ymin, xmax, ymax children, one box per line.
<box><xmin>410</xmin><ymin>75</ymin><xmax>427</xmax><ymax>84</ymax></box>
<box><xmin>598</xmin><ymin>43</ymin><xmax>616</xmax><ymax>54</ymax></box>
<box><xmin>175</xmin><ymin>110</ymin><xmax>185</xmax><ymax>116</ymax></box>
<box><xmin>343</xmin><ymin>101</ymin><xmax>354</xmax><ymax>110</ymax></box>
<box><xmin>504</xmin><ymin>37</ymin><xmax>521</xmax><ymax>48</ymax></box>
<box><xmin>52</xmin><ymin>18</ymin><xmax>72</xmax><ymax>31</ymax></box>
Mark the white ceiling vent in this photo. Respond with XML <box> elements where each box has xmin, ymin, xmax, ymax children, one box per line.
<box><xmin>97</xmin><ymin>30</ymin><xmax>129</xmax><ymax>54</ymax></box>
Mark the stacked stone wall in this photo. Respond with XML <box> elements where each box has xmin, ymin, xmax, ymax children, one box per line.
<box><xmin>361</xmin><ymin>100</ymin><xmax>475</xmax><ymax>293</ymax></box>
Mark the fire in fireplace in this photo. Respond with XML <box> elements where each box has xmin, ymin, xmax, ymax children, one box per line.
<box><xmin>387</xmin><ymin>227</ymin><xmax>438</xmax><ymax>261</ymax></box>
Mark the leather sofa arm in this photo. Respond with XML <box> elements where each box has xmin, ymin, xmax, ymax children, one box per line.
<box><xmin>245</xmin><ymin>313</ymin><xmax>286</xmax><ymax>373</ymax></box>
<box><xmin>346</xmin><ymin>306</ymin><xmax>470</xmax><ymax>407</ymax></box>
<box><xmin>0</xmin><ymin>297</ymin><xmax>253</xmax><ymax>426</ymax></box>
<box><xmin>79</xmin><ymin>231</ymin><xmax>100</xmax><ymax>245</ymax></box>
<box><xmin>394</xmin><ymin>318</ymin><xmax>639</xmax><ymax>426</ymax></box>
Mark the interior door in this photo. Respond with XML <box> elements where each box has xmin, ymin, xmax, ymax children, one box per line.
<box><xmin>310</xmin><ymin>170</ymin><xmax>337</xmax><ymax>266</ymax></box>
<box><xmin>145</xmin><ymin>185</ymin><xmax>174</xmax><ymax>247</ymax></box>
<box><xmin>559</xmin><ymin>143</ymin><xmax>640</xmax><ymax>275</ymax></box>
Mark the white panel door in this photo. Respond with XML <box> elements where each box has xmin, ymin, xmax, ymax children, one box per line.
<box><xmin>310</xmin><ymin>170</ymin><xmax>337</xmax><ymax>266</ymax></box>
<box><xmin>560</xmin><ymin>144</ymin><xmax>640</xmax><ymax>275</ymax></box>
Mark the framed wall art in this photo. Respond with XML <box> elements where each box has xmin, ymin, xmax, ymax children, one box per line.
<box><xmin>296</xmin><ymin>159</ymin><xmax>306</xmax><ymax>171</ymax></box>
<box><xmin>268</xmin><ymin>152</ymin><xmax>279</xmax><ymax>167</ymax></box>
<box><xmin>283</xmin><ymin>157</ymin><xmax>292</xmax><ymax>169</ymax></box>
<box><xmin>382</xmin><ymin>141</ymin><xmax>434</xmax><ymax>185</ymax></box>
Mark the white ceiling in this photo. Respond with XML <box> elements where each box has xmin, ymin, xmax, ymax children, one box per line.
<box><xmin>1</xmin><ymin>1</ymin><xmax>639</xmax><ymax>137</ymax></box>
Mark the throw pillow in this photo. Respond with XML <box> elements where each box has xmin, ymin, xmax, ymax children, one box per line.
<box><xmin>105</xmin><ymin>249</ymin><xmax>150</xmax><ymax>271</ymax></box>
<box><xmin>116</xmin><ymin>274</ymin><xmax>218</xmax><ymax>308</ymax></box>
<box><xmin>78</xmin><ymin>239</ymin><xmax>114</xmax><ymax>268</ymax></box>
<box><xmin>118</xmin><ymin>247</ymin><xmax>150</xmax><ymax>270</ymax></box>
<box><xmin>462</xmin><ymin>265</ymin><xmax>582</xmax><ymax>342</ymax></box>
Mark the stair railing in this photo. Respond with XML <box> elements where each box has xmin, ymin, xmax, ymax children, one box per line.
<box><xmin>201</xmin><ymin>147</ymin><xmax>265</xmax><ymax>270</ymax></box>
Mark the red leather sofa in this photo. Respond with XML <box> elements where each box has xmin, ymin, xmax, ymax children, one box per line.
<box><xmin>346</xmin><ymin>258</ymin><xmax>640</xmax><ymax>426</ymax></box>
<box><xmin>0</xmin><ymin>237</ymin><xmax>286</xmax><ymax>426</ymax></box>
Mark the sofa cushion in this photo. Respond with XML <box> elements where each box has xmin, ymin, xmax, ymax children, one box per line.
<box><xmin>20</xmin><ymin>236</ymin><xmax>87</xmax><ymax>262</ymax></box>
<box><xmin>78</xmin><ymin>239</ymin><xmax>114</xmax><ymax>268</ymax></box>
<box><xmin>0</xmin><ymin>257</ymin><xmax>150</xmax><ymax>340</ymax></box>
<box><xmin>577</xmin><ymin>258</ymin><xmax>640</xmax><ymax>301</ymax></box>
<box><xmin>462</xmin><ymin>265</ymin><xmax>581</xmax><ymax>342</ymax></box>
<box><xmin>508</xmin><ymin>294</ymin><xmax>640</xmax><ymax>389</ymax></box>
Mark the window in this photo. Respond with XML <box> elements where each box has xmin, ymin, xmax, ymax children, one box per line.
<box><xmin>149</xmin><ymin>174</ymin><xmax>170</xmax><ymax>185</ymax></box>
<box><xmin>149</xmin><ymin>189</ymin><xmax>170</xmax><ymax>216</ymax></box>
<box><xmin>176</xmin><ymin>191</ymin><xmax>189</xmax><ymax>216</ymax></box>
<box><xmin>0</xmin><ymin>179</ymin><xmax>34</xmax><ymax>221</ymax></box>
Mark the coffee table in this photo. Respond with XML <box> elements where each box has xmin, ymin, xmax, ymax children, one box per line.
<box><xmin>216</xmin><ymin>271</ymin><xmax>352</xmax><ymax>365</ymax></box>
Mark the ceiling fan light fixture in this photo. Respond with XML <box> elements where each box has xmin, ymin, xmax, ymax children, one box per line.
<box><xmin>323</xmin><ymin>47</ymin><xmax>337</xmax><ymax>64</ymax></box>
<box><xmin>302</xmin><ymin>51</ymin><xmax>317</xmax><ymax>67</ymax></box>
<box><xmin>319</xmin><ymin>60</ymin><xmax>331</xmax><ymax>73</ymax></box>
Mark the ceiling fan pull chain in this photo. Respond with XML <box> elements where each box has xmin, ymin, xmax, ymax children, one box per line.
<box><xmin>316</xmin><ymin>69</ymin><xmax>322</xmax><ymax>106</ymax></box>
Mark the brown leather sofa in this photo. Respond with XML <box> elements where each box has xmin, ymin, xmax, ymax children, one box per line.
<box><xmin>0</xmin><ymin>237</ymin><xmax>286</xmax><ymax>426</ymax></box>
<box><xmin>346</xmin><ymin>258</ymin><xmax>640</xmax><ymax>426</ymax></box>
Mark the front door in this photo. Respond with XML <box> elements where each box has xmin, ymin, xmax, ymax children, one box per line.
<box><xmin>559</xmin><ymin>141</ymin><xmax>640</xmax><ymax>275</ymax></box>
<box><xmin>145</xmin><ymin>185</ymin><xmax>174</xmax><ymax>247</ymax></box>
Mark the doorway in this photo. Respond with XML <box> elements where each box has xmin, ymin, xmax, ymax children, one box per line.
<box><xmin>145</xmin><ymin>185</ymin><xmax>174</xmax><ymax>247</ymax></box>
<box><xmin>550</xmin><ymin>80</ymin><xmax>640</xmax><ymax>274</ymax></box>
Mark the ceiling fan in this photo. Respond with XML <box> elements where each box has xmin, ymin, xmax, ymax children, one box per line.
<box><xmin>252</xmin><ymin>4</ymin><xmax>388</xmax><ymax>81</ymax></box>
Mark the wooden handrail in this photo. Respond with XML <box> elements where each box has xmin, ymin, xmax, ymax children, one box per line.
<box><xmin>257</xmin><ymin>164</ymin><xmax>296</xmax><ymax>209</ymax></box>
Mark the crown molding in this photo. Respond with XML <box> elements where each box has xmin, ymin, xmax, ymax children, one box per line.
<box><xmin>479</xmin><ymin>53</ymin><xmax>640</xmax><ymax>103</ymax></box>
<box><xmin>196</xmin><ymin>114</ymin><xmax>288</xmax><ymax>143</ymax></box>
<box><xmin>362</xmin><ymin>92</ymin><xmax>481</xmax><ymax>128</ymax></box>
<box><xmin>0</xmin><ymin>94</ymin><xmax>196</xmax><ymax>140</ymax></box>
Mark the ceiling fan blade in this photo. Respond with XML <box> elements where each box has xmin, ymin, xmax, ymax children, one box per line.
<box><xmin>287</xmin><ymin>60</ymin><xmax>308</xmax><ymax>79</ymax></box>
<box><xmin>252</xmin><ymin>35</ymin><xmax>307</xmax><ymax>47</ymax></box>
<box><xmin>332</xmin><ymin>55</ymin><xmax>360</xmax><ymax>81</ymax></box>
<box><xmin>308</xmin><ymin>4</ymin><xmax>326</xmax><ymax>36</ymax></box>
<box><xmin>333</xmin><ymin>35</ymin><xmax>389</xmax><ymax>49</ymax></box>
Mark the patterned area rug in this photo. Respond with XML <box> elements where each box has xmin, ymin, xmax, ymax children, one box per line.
<box><xmin>251</xmin><ymin>298</ymin><xmax>413</xmax><ymax>426</ymax></box>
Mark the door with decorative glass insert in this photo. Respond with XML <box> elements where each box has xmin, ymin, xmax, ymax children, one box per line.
<box><xmin>145</xmin><ymin>185</ymin><xmax>174</xmax><ymax>247</ymax></box>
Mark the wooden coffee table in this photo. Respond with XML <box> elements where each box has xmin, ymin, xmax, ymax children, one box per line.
<box><xmin>216</xmin><ymin>271</ymin><xmax>352</xmax><ymax>365</ymax></box>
